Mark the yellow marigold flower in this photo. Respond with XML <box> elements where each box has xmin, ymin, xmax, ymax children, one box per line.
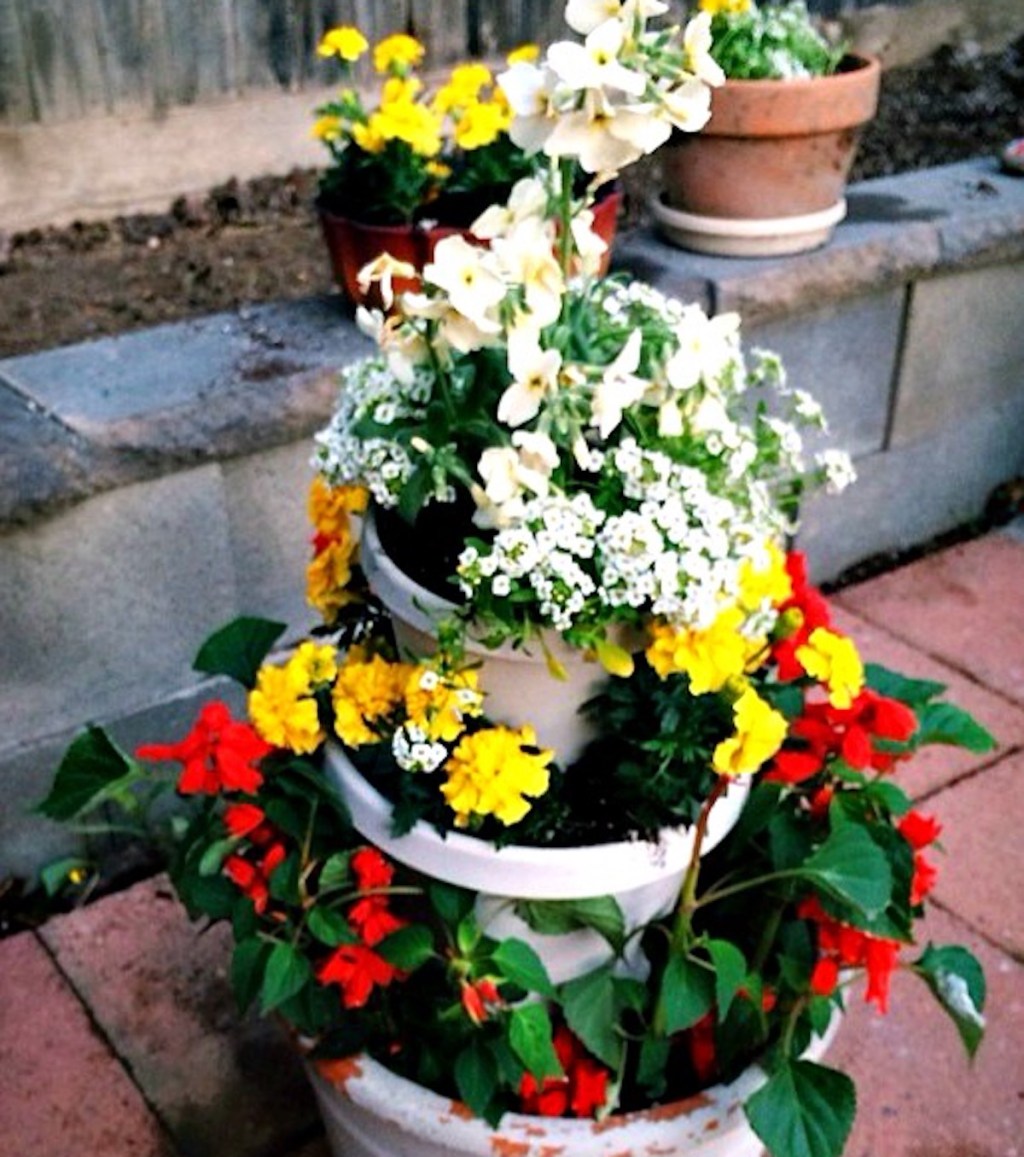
<box><xmin>318</xmin><ymin>26</ymin><xmax>369</xmax><ymax>62</ymax></box>
<box><xmin>646</xmin><ymin>607</ymin><xmax>763</xmax><ymax>694</ymax></box>
<box><xmin>333</xmin><ymin>654</ymin><xmax>413</xmax><ymax>747</ymax></box>
<box><xmin>308</xmin><ymin>476</ymin><xmax>367</xmax><ymax>535</ymax></box>
<box><xmin>506</xmin><ymin>43</ymin><xmax>540</xmax><ymax>65</ymax></box>
<box><xmin>373</xmin><ymin>33</ymin><xmax>425</xmax><ymax>75</ymax></box>
<box><xmin>426</xmin><ymin>159</ymin><xmax>452</xmax><ymax>180</ymax></box>
<box><xmin>404</xmin><ymin>666</ymin><xmax>484</xmax><ymax>742</ymax></box>
<box><xmin>700</xmin><ymin>0</ymin><xmax>752</xmax><ymax>14</ymax></box>
<box><xmin>291</xmin><ymin>641</ymin><xmax>338</xmax><ymax>689</ymax></box>
<box><xmin>352</xmin><ymin>121</ymin><xmax>386</xmax><ymax>153</ymax></box>
<box><xmin>307</xmin><ymin>540</ymin><xmax>359</xmax><ymax>619</ymax></box>
<box><xmin>249</xmin><ymin>662</ymin><xmax>324</xmax><ymax>754</ymax></box>
<box><xmin>434</xmin><ymin>62</ymin><xmax>493</xmax><ymax>112</ymax></box>
<box><xmin>796</xmin><ymin>628</ymin><xmax>865</xmax><ymax>710</ymax></box>
<box><xmin>453</xmin><ymin>100</ymin><xmax>509</xmax><ymax>150</ymax></box>
<box><xmin>372</xmin><ymin>102</ymin><xmax>443</xmax><ymax>157</ymax></box>
<box><xmin>311</xmin><ymin>115</ymin><xmax>343</xmax><ymax>141</ymax></box>
<box><xmin>442</xmin><ymin>725</ymin><xmax>552</xmax><ymax>827</ymax></box>
<box><xmin>739</xmin><ymin>541</ymin><xmax>793</xmax><ymax>611</ymax></box>
<box><xmin>713</xmin><ymin>686</ymin><xmax>788</xmax><ymax>777</ymax></box>
<box><xmin>381</xmin><ymin>76</ymin><xmax>424</xmax><ymax>106</ymax></box>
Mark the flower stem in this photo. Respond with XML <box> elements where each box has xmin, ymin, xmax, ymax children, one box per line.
<box><xmin>557</xmin><ymin>157</ymin><xmax>575</xmax><ymax>280</ymax></box>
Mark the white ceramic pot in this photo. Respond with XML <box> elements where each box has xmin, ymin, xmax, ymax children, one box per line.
<box><xmin>360</xmin><ymin>511</ymin><xmax>619</xmax><ymax>766</ymax></box>
<box><xmin>326</xmin><ymin>748</ymin><xmax>749</xmax><ymax>984</ymax></box>
<box><xmin>306</xmin><ymin>1013</ymin><xmax>841</xmax><ymax>1157</ymax></box>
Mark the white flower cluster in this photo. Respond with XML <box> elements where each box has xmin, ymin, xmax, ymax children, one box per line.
<box><xmin>458</xmin><ymin>492</ymin><xmax>605</xmax><ymax>632</ymax></box>
<box><xmin>392</xmin><ymin>723</ymin><xmax>449</xmax><ymax>774</ymax></box>
<box><xmin>313</xmin><ymin>356</ymin><xmax>433</xmax><ymax>507</ymax></box>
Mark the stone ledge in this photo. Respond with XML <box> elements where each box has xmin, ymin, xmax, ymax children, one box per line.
<box><xmin>0</xmin><ymin>296</ymin><xmax>370</xmax><ymax>529</ymax></box>
<box><xmin>1</xmin><ymin>159</ymin><xmax>1022</xmax><ymax>536</ymax></box>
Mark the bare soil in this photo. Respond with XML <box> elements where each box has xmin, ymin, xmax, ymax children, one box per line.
<box><xmin>0</xmin><ymin>37</ymin><xmax>1021</xmax><ymax>360</ymax></box>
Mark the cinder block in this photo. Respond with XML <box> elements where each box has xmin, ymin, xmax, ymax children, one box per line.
<box><xmin>892</xmin><ymin>262</ymin><xmax>1024</xmax><ymax>445</ymax></box>
<box><xmin>747</xmin><ymin>288</ymin><xmax>903</xmax><ymax>459</ymax></box>
<box><xmin>221</xmin><ymin>441</ymin><xmax>320</xmax><ymax>638</ymax></box>
<box><xmin>796</xmin><ymin>388</ymin><xmax>1024</xmax><ymax>583</ymax></box>
<box><xmin>0</xmin><ymin>465</ymin><xmax>236</xmax><ymax>749</ymax></box>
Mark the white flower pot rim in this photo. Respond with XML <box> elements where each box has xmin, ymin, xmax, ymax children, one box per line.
<box><xmin>326</xmin><ymin>745</ymin><xmax>750</xmax><ymax>900</ymax></box>
<box><xmin>308</xmin><ymin>1009</ymin><xmax>841</xmax><ymax>1157</ymax></box>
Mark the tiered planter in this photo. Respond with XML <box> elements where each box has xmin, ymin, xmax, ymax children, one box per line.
<box><xmin>653</xmin><ymin>55</ymin><xmax>880</xmax><ymax>256</ymax></box>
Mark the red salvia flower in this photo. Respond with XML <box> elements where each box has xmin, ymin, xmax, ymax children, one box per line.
<box><xmin>351</xmin><ymin>847</ymin><xmax>394</xmax><ymax>890</ymax></box>
<box><xmin>223</xmin><ymin>839</ymin><xmax>286</xmax><ymax>915</ymax></box>
<box><xmin>899</xmin><ymin>810</ymin><xmax>942</xmax><ymax>904</ymax></box>
<box><xmin>460</xmin><ymin>978</ymin><xmax>502</xmax><ymax>1025</ymax></box>
<box><xmin>772</xmin><ymin>553</ymin><xmax>833</xmax><ymax>681</ymax></box>
<box><xmin>223</xmin><ymin>802</ymin><xmax>267</xmax><ymax>839</ymax></box>
<box><xmin>137</xmin><ymin>700</ymin><xmax>272</xmax><ymax>796</ymax></box>
<box><xmin>318</xmin><ymin>943</ymin><xmax>397</xmax><ymax>1009</ymax></box>
<box><xmin>348</xmin><ymin>895</ymin><xmax>405</xmax><ymax>946</ymax></box>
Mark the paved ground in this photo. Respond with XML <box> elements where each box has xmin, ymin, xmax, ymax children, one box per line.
<box><xmin>2</xmin><ymin>525</ymin><xmax>1022</xmax><ymax>1157</ymax></box>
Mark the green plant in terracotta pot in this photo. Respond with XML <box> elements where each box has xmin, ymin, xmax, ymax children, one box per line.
<box><xmin>40</xmin><ymin>4</ymin><xmax>992</xmax><ymax>1156</ymax></box>
<box><xmin>652</xmin><ymin>0</ymin><xmax>881</xmax><ymax>256</ymax></box>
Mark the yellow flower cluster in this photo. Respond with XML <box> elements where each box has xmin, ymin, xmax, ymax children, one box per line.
<box><xmin>699</xmin><ymin>0</ymin><xmax>752</xmax><ymax>14</ymax></box>
<box><xmin>405</xmin><ymin>666</ymin><xmax>484</xmax><ymax>742</ymax></box>
<box><xmin>249</xmin><ymin>642</ymin><xmax>338</xmax><ymax>754</ymax></box>
<box><xmin>353</xmin><ymin>76</ymin><xmax>444</xmax><ymax>158</ymax></box>
<box><xmin>712</xmin><ymin>685</ymin><xmax>787</xmax><ymax>777</ymax></box>
<box><xmin>645</xmin><ymin>543</ymin><xmax>790</xmax><ymax>693</ymax></box>
<box><xmin>432</xmin><ymin>62</ymin><xmax>513</xmax><ymax>152</ymax></box>
<box><xmin>442</xmin><ymin>725</ymin><xmax>553</xmax><ymax>827</ymax></box>
<box><xmin>796</xmin><ymin>627</ymin><xmax>865</xmax><ymax>710</ymax></box>
<box><xmin>306</xmin><ymin>478</ymin><xmax>367</xmax><ymax>622</ymax></box>
<box><xmin>333</xmin><ymin>651</ymin><xmax>415</xmax><ymax>746</ymax></box>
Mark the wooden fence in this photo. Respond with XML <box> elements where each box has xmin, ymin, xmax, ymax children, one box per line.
<box><xmin>0</xmin><ymin>0</ymin><xmax>887</xmax><ymax>126</ymax></box>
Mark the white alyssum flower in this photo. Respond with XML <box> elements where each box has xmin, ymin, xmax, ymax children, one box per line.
<box><xmin>818</xmin><ymin>449</ymin><xmax>857</xmax><ymax>493</ymax></box>
<box><xmin>392</xmin><ymin>723</ymin><xmax>449</xmax><ymax>774</ymax></box>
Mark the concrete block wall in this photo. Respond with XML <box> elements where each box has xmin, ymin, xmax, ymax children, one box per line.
<box><xmin>1</xmin><ymin>160</ymin><xmax>1022</xmax><ymax>879</ymax></box>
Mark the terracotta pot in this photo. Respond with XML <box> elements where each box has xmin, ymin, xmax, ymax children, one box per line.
<box><xmin>306</xmin><ymin>1011</ymin><xmax>841</xmax><ymax>1157</ymax></box>
<box><xmin>317</xmin><ymin>188</ymin><xmax>623</xmax><ymax>308</ymax></box>
<box><xmin>656</xmin><ymin>55</ymin><xmax>880</xmax><ymax>254</ymax></box>
<box><xmin>326</xmin><ymin>746</ymin><xmax>749</xmax><ymax>984</ymax></box>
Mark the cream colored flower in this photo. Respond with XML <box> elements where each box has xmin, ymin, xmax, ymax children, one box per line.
<box><xmin>422</xmin><ymin>235</ymin><xmax>506</xmax><ymax>331</ymax></box>
<box><xmin>570</xmin><ymin>207</ymin><xmax>609</xmax><ymax>276</ymax></box>
<box><xmin>491</xmin><ymin>217</ymin><xmax>564</xmax><ymax>327</ymax></box>
<box><xmin>498</xmin><ymin>325</ymin><xmax>563</xmax><ymax>427</ymax></box>
<box><xmin>661</xmin><ymin>76</ymin><xmax>714</xmax><ymax>133</ymax></box>
<box><xmin>591</xmin><ymin>328</ymin><xmax>647</xmax><ymax>438</ymax></box>
<box><xmin>547</xmin><ymin>20</ymin><xmax>646</xmax><ymax>98</ymax></box>
<box><xmin>356</xmin><ymin>252</ymin><xmax>417</xmax><ymax>311</ymax></box>
<box><xmin>472</xmin><ymin>177</ymin><xmax>548</xmax><ymax>240</ymax></box>
<box><xmin>683</xmin><ymin>11</ymin><xmax>726</xmax><ymax>87</ymax></box>
<box><xmin>498</xmin><ymin>61</ymin><xmax>557</xmax><ymax>154</ymax></box>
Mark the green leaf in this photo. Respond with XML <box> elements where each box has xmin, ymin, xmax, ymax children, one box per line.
<box><xmin>560</xmin><ymin>966</ymin><xmax>623</xmax><ymax>1069</ymax></box>
<box><xmin>36</xmin><ymin>726</ymin><xmax>139</xmax><ymax>821</ymax></box>
<box><xmin>658</xmin><ymin>954</ymin><xmax>715</xmax><ymax>1035</ymax></box>
<box><xmin>307</xmin><ymin>907</ymin><xmax>356</xmax><ymax>947</ymax></box>
<box><xmin>454</xmin><ymin>1039</ymin><xmax>499</xmax><ymax>1121</ymax></box>
<box><xmin>198</xmin><ymin>837</ymin><xmax>236</xmax><ymax>878</ymax></box>
<box><xmin>914</xmin><ymin>702</ymin><xmax>996</xmax><ymax>754</ymax></box>
<box><xmin>865</xmin><ymin>663</ymin><xmax>946</xmax><ymax>706</ymax></box>
<box><xmin>318</xmin><ymin>852</ymin><xmax>352</xmax><ymax>893</ymax></box>
<box><xmin>636</xmin><ymin>1035</ymin><xmax>671</xmax><ymax>1099</ymax></box>
<box><xmin>914</xmin><ymin>943</ymin><xmax>987</xmax><ymax>1058</ymax></box>
<box><xmin>232</xmin><ymin>938</ymin><xmax>269</xmax><ymax>1013</ymax></box>
<box><xmin>706</xmin><ymin>939</ymin><xmax>747</xmax><ymax>1021</ymax></box>
<box><xmin>492</xmin><ymin>938</ymin><xmax>555</xmax><ymax>998</ymax></box>
<box><xmin>745</xmin><ymin>1060</ymin><xmax>855</xmax><ymax>1157</ymax></box>
<box><xmin>193</xmin><ymin>616</ymin><xmax>287</xmax><ymax>688</ymax></box>
<box><xmin>509</xmin><ymin>1004</ymin><xmax>562</xmax><ymax>1082</ymax></box>
<box><xmin>377</xmin><ymin>924</ymin><xmax>434</xmax><ymax>971</ymax></box>
<box><xmin>514</xmin><ymin>896</ymin><xmax>625</xmax><ymax>951</ymax></box>
<box><xmin>429</xmin><ymin>881</ymin><xmax>475</xmax><ymax>929</ymax></box>
<box><xmin>804</xmin><ymin>824</ymin><xmax>892</xmax><ymax>918</ymax></box>
<box><xmin>261</xmin><ymin>941</ymin><xmax>313</xmax><ymax>1013</ymax></box>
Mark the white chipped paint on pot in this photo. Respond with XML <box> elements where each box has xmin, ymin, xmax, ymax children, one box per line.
<box><xmin>650</xmin><ymin>194</ymin><xmax>847</xmax><ymax>258</ymax></box>
<box><xmin>326</xmin><ymin>747</ymin><xmax>749</xmax><ymax>984</ymax></box>
<box><xmin>306</xmin><ymin>1013</ymin><xmax>841</xmax><ymax>1157</ymax></box>
<box><xmin>360</xmin><ymin>510</ymin><xmax>619</xmax><ymax>766</ymax></box>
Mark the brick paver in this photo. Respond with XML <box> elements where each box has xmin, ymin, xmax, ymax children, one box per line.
<box><xmin>831</xmin><ymin>905</ymin><xmax>1024</xmax><ymax>1157</ymax></box>
<box><xmin>0</xmin><ymin>931</ymin><xmax>175</xmax><ymax>1157</ymax></box>
<box><xmin>40</xmin><ymin>876</ymin><xmax>319</xmax><ymax>1157</ymax></box>
<box><xmin>837</xmin><ymin>530</ymin><xmax>1024</xmax><ymax>707</ymax></box>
